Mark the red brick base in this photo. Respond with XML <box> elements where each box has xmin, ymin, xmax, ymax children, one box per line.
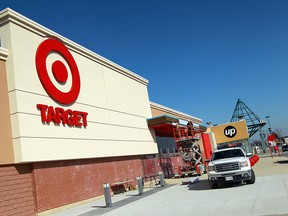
<box><xmin>33</xmin><ymin>156</ymin><xmax>143</xmax><ymax>212</ymax></box>
<box><xmin>0</xmin><ymin>164</ymin><xmax>35</xmax><ymax>216</ymax></box>
<box><xmin>0</xmin><ymin>155</ymin><xmax>157</xmax><ymax>215</ymax></box>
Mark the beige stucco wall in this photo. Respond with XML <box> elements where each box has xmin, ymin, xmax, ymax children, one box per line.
<box><xmin>0</xmin><ymin>8</ymin><xmax>157</xmax><ymax>163</ymax></box>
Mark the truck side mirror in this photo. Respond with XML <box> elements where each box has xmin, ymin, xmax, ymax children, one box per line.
<box><xmin>246</xmin><ymin>153</ymin><xmax>252</xmax><ymax>157</ymax></box>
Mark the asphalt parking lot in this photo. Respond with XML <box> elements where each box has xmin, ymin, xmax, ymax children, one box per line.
<box><xmin>51</xmin><ymin>152</ymin><xmax>288</xmax><ymax>216</ymax></box>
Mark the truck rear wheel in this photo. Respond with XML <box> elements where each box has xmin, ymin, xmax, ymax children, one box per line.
<box><xmin>246</xmin><ymin>169</ymin><xmax>255</xmax><ymax>184</ymax></box>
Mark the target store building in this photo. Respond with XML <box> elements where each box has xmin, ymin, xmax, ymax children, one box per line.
<box><xmin>0</xmin><ymin>8</ymin><xmax>203</xmax><ymax>216</ymax></box>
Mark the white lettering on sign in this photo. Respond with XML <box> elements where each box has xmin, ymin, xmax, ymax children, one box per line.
<box><xmin>224</xmin><ymin>126</ymin><xmax>237</xmax><ymax>138</ymax></box>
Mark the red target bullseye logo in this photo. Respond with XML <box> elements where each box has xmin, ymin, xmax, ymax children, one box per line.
<box><xmin>36</xmin><ymin>38</ymin><xmax>80</xmax><ymax>104</ymax></box>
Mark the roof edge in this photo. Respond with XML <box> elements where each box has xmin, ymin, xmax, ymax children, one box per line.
<box><xmin>150</xmin><ymin>101</ymin><xmax>202</xmax><ymax>124</ymax></box>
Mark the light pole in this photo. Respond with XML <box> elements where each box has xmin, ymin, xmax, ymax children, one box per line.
<box><xmin>206</xmin><ymin>121</ymin><xmax>211</xmax><ymax>126</ymax></box>
<box><xmin>259</xmin><ymin>126</ymin><xmax>267</xmax><ymax>153</ymax></box>
<box><xmin>265</xmin><ymin>115</ymin><xmax>272</xmax><ymax>133</ymax></box>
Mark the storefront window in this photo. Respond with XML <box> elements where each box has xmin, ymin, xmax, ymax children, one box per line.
<box><xmin>156</xmin><ymin>136</ymin><xmax>176</xmax><ymax>154</ymax></box>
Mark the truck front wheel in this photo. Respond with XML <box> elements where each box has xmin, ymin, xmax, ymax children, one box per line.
<box><xmin>246</xmin><ymin>169</ymin><xmax>255</xmax><ymax>184</ymax></box>
<box><xmin>208</xmin><ymin>180</ymin><xmax>218</xmax><ymax>189</ymax></box>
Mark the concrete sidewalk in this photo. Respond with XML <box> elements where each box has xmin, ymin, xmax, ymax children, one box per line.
<box><xmin>50</xmin><ymin>154</ymin><xmax>288</xmax><ymax>216</ymax></box>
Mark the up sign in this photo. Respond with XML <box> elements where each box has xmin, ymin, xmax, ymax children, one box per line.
<box><xmin>224</xmin><ymin>126</ymin><xmax>237</xmax><ymax>138</ymax></box>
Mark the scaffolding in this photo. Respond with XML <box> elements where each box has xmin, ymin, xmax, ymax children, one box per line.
<box><xmin>173</xmin><ymin>126</ymin><xmax>204</xmax><ymax>177</ymax></box>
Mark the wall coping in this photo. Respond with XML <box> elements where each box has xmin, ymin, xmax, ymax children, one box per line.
<box><xmin>150</xmin><ymin>101</ymin><xmax>202</xmax><ymax>124</ymax></box>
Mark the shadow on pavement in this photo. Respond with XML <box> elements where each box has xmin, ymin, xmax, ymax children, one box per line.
<box><xmin>125</xmin><ymin>194</ymin><xmax>142</xmax><ymax>197</ymax></box>
<box><xmin>274</xmin><ymin>160</ymin><xmax>288</xmax><ymax>164</ymax></box>
<box><xmin>79</xmin><ymin>185</ymin><xmax>175</xmax><ymax>216</ymax></box>
<box><xmin>187</xmin><ymin>179</ymin><xmax>211</xmax><ymax>191</ymax></box>
<box><xmin>91</xmin><ymin>206</ymin><xmax>107</xmax><ymax>209</ymax></box>
<box><xmin>187</xmin><ymin>179</ymin><xmax>247</xmax><ymax>191</ymax></box>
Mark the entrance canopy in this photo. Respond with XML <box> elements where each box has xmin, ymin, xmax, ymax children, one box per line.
<box><xmin>147</xmin><ymin>115</ymin><xmax>177</xmax><ymax>137</ymax></box>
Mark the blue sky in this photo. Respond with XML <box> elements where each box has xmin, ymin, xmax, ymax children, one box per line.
<box><xmin>1</xmin><ymin>0</ymin><xmax>288</xmax><ymax>138</ymax></box>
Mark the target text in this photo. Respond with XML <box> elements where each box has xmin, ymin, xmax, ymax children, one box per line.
<box><xmin>37</xmin><ymin>104</ymin><xmax>88</xmax><ymax>127</ymax></box>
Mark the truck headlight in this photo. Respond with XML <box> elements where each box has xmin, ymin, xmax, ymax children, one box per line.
<box><xmin>240</xmin><ymin>161</ymin><xmax>249</xmax><ymax>167</ymax></box>
<box><xmin>208</xmin><ymin>165</ymin><xmax>215</xmax><ymax>171</ymax></box>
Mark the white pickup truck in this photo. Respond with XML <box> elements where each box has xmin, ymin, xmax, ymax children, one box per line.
<box><xmin>207</xmin><ymin>147</ymin><xmax>255</xmax><ymax>189</ymax></box>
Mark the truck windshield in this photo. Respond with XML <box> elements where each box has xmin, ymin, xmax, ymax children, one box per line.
<box><xmin>212</xmin><ymin>149</ymin><xmax>245</xmax><ymax>160</ymax></box>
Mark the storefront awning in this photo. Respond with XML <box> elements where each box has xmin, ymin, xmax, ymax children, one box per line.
<box><xmin>147</xmin><ymin>115</ymin><xmax>177</xmax><ymax>134</ymax></box>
